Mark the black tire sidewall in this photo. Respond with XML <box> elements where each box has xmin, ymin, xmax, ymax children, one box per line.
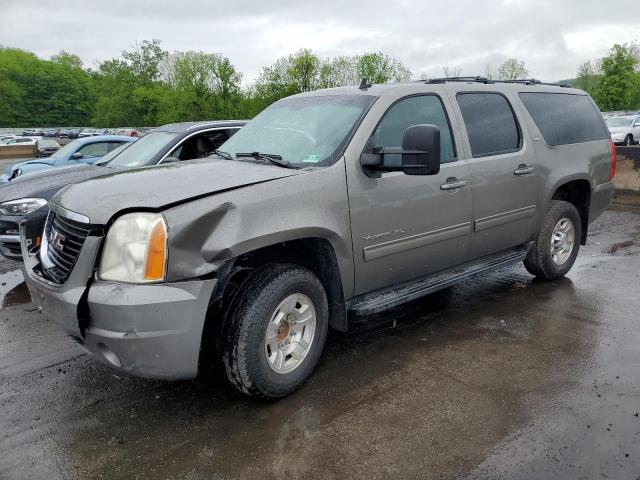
<box><xmin>226</xmin><ymin>265</ymin><xmax>329</xmax><ymax>398</ymax></box>
<box><xmin>538</xmin><ymin>201</ymin><xmax>582</xmax><ymax>278</ymax></box>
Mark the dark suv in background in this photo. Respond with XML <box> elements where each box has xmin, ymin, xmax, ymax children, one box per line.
<box><xmin>0</xmin><ymin>120</ymin><xmax>245</xmax><ymax>260</ymax></box>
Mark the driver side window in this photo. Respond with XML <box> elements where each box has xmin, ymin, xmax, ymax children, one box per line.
<box><xmin>370</xmin><ymin>95</ymin><xmax>456</xmax><ymax>166</ymax></box>
<box><xmin>77</xmin><ymin>142</ymin><xmax>115</xmax><ymax>158</ymax></box>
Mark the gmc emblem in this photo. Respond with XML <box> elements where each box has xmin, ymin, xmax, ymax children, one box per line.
<box><xmin>50</xmin><ymin>228</ymin><xmax>65</xmax><ymax>251</ymax></box>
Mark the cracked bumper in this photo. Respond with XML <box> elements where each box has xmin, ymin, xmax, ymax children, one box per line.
<box><xmin>26</xmin><ymin>275</ymin><xmax>217</xmax><ymax>380</ymax></box>
<box><xmin>23</xmin><ymin>229</ymin><xmax>218</xmax><ymax>380</ymax></box>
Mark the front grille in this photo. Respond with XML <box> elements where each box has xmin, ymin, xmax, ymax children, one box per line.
<box><xmin>42</xmin><ymin>211</ymin><xmax>90</xmax><ymax>283</ymax></box>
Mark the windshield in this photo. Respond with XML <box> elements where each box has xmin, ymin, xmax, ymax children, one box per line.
<box><xmin>95</xmin><ymin>142</ymin><xmax>132</xmax><ymax>165</ymax></box>
<box><xmin>107</xmin><ymin>131</ymin><xmax>178</xmax><ymax>167</ymax></box>
<box><xmin>220</xmin><ymin>94</ymin><xmax>375</xmax><ymax>167</ymax></box>
<box><xmin>606</xmin><ymin>117</ymin><xmax>634</xmax><ymax>128</ymax></box>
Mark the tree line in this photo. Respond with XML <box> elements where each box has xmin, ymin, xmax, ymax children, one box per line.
<box><xmin>0</xmin><ymin>40</ymin><xmax>638</xmax><ymax>128</ymax></box>
<box><xmin>0</xmin><ymin>41</ymin><xmax>412</xmax><ymax>128</ymax></box>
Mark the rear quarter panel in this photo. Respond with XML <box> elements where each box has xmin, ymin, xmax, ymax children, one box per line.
<box><xmin>511</xmin><ymin>90</ymin><xmax>611</xmax><ymax>231</ymax></box>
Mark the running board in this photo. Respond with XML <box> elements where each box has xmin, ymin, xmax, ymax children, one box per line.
<box><xmin>349</xmin><ymin>244</ymin><xmax>530</xmax><ymax>315</ymax></box>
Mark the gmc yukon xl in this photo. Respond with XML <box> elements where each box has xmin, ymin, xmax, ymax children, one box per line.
<box><xmin>22</xmin><ymin>77</ymin><xmax>615</xmax><ymax>399</ymax></box>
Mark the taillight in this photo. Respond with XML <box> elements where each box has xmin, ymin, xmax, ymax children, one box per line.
<box><xmin>609</xmin><ymin>140</ymin><xmax>616</xmax><ymax>180</ymax></box>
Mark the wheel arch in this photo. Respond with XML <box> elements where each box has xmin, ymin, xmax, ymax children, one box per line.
<box><xmin>549</xmin><ymin>177</ymin><xmax>592</xmax><ymax>245</ymax></box>
<box><xmin>200</xmin><ymin>235</ymin><xmax>349</xmax><ymax>359</ymax></box>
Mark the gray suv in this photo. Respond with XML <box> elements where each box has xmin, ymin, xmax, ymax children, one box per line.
<box><xmin>23</xmin><ymin>77</ymin><xmax>615</xmax><ymax>399</ymax></box>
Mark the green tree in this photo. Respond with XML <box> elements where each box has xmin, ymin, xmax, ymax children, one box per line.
<box><xmin>592</xmin><ymin>43</ymin><xmax>640</xmax><ymax>111</ymax></box>
<box><xmin>51</xmin><ymin>50</ymin><xmax>83</xmax><ymax>69</ymax></box>
<box><xmin>355</xmin><ymin>52</ymin><xmax>411</xmax><ymax>84</ymax></box>
<box><xmin>573</xmin><ymin>60</ymin><xmax>601</xmax><ymax>94</ymax></box>
<box><xmin>498</xmin><ymin>58</ymin><xmax>528</xmax><ymax>80</ymax></box>
<box><xmin>0</xmin><ymin>47</ymin><xmax>93</xmax><ymax>127</ymax></box>
<box><xmin>92</xmin><ymin>40</ymin><xmax>169</xmax><ymax>126</ymax></box>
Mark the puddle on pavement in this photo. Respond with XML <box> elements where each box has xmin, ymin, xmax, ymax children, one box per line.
<box><xmin>0</xmin><ymin>269</ymin><xmax>30</xmax><ymax>308</ymax></box>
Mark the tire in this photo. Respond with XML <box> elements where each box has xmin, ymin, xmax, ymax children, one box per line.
<box><xmin>624</xmin><ymin>135</ymin><xmax>633</xmax><ymax>146</ymax></box>
<box><xmin>524</xmin><ymin>200</ymin><xmax>582</xmax><ymax>280</ymax></box>
<box><xmin>222</xmin><ymin>264</ymin><xmax>329</xmax><ymax>399</ymax></box>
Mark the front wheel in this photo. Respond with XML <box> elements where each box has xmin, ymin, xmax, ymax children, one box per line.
<box><xmin>625</xmin><ymin>135</ymin><xmax>634</xmax><ymax>146</ymax></box>
<box><xmin>524</xmin><ymin>200</ymin><xmax>582</xmax><ymax>280</ymax></box>
<box><xmin>222</xmin><ymin>264</ymin><xmax>329</xmax><ymax>399</ymax></box>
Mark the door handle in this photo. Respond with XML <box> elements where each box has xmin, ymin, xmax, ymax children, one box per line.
<box><xmin>440</xmin><ymin>178</ymin><xmax>467</xmax><ymax>190</ymax></box>
<box><xmin>514</xmin><ymin>165</ymin><xmax>534</xmax><ymax>175</ymax></box>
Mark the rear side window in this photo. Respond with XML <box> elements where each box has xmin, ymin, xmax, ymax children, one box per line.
<box><xmin>457</xmin><ymin>93</ymin><xmax>521</xmax><ymax>157</ymax></box>
<box><xmin>519</xmin><ymin>93</ymin><xmax>609</xmax><ymax>146</ymax></box>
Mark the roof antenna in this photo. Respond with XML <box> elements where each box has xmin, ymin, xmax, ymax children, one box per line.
<box><xmin>359</xmin><ymin>78</ymin><xmax>372</xmax><ymax>90</ymax></box>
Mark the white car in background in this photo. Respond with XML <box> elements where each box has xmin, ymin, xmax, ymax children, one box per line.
<box><xmin>606</xmin><ymin>115</ymin><xmax>640</xmax><ymax>146</ymax></box>
<box><xmin>0</xmin><ymin>136</ymin><xmax>41</xmax><ymax>146</ymax></box>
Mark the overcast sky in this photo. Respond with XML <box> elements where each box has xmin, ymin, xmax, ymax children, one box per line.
<box><xmin>1</xmin><ymin>0</ymin><xmax>638</xmax><ymax>84</ymax></box>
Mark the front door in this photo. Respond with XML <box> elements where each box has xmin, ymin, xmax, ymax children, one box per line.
<box><xmin>346</xmin><ymin>93</ymin><xmax>473</xmax><ymax>296</ymax></box>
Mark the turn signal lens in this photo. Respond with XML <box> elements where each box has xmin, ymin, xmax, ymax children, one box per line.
<box><xmin>144</xmin><ymin>221</ymin><xmax>167</xmax><ymax>281</ymax></box>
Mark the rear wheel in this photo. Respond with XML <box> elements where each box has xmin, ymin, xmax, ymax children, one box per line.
<box><xmin>524</xmin><ymin>200</ymin><xmax>582</xmax><ymax>280</ymax></box>
<box><xmin>222</xmin><ymin>264</ymin><xmax>328</xmax><ymax>399</ymax></box>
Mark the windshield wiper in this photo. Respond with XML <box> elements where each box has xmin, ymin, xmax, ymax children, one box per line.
<box><xmin>212</xmin><ymin>149</ymin><xmax>233</xmax><ymax>160</ymax></box>
<box><xmin>235</xmin><ymin>151</ymin><xmax>296</xmax><ymax>169</ymax></box>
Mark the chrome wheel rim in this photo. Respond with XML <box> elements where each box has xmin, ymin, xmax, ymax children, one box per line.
<box><xmin>264</xmin><ymin>293</ymin><xmax>316</xmax><ymax>375</ymax></box>
<box><xmin>550</xmin><ymin>217</ymin><xmax>575</xmax><ymax>265</ymax></box>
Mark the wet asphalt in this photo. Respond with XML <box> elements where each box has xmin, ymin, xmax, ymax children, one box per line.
<box><xmin>1</xmin><ymin>209</ymin><xmax>639</xmax><ymax>480</ymax></box>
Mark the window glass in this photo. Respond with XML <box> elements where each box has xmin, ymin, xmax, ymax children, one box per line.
<box><xmin>606</xmin><ymin>117</ymin><xmax>634</xmax><ymax>128</ymax></box>
<box><xmin>457</xmin><ymin>93</ymin><xmax>520</xmax><ymax>157</ymax></box>
<box><xmin>370</xmin><ymin>95</ymin><xmax>456</xmax><ymax>166</ymax></box>
<box><xmin>108</xmin><ymin>131</ymin><xmax>178</xmax><ymax>167</ymax></box>
<box><xmin>519</xmin><ymin>93</ymin><xmax>609</xmax><ymax>146</ymax></box>
<box><xmin>77</xmin><ymin>142</ymin><xmax>119</xmax><ymax>158</ymax></box>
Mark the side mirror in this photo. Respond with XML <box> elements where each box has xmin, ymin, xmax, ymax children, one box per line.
<box><xmin>71</xmin><ymin>152</ymin><xmax>83</xmax><ymax>159</ymax></box>
<box><xmin>401</xmin><ymin>124</ymin><xmax>440</xmax><ymax>176</ymax></box>
<box><xmin>360</xmin><ymin>124</ymin><xmax>441</xmax><ymax>177</ymax></box>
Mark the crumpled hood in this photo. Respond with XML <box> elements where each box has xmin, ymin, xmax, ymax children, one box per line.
<box><xmin>52</xmin><ymin>159</ymin><xmax>305</xmax><ymax>225</ymax></box>
<box><xmin>0</xmin><ymin>164</ymin><xmax>116</xmax><ymax>203</ymax></box>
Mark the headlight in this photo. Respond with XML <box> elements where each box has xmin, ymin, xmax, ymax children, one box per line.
<box><xmin>0</xmin><ymin>198</ymin><xmax>48</xmax><ymax>216</ymax></box>
<box><xmin>99</xmin><ymin>212</ymin><xmax>167</xmax><ymax>283</ymax></box>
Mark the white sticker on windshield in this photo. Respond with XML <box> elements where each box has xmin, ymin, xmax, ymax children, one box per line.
<box><xmin>302</xmin><ymin>154</ymin><xmax>321</xmax><ymax>163</ymax></box>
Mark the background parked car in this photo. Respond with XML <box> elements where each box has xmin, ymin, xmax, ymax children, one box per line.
<box><xmin>114</xmin><ymin>128</ymin><xmax>140</xmax><ymax>137</ymax></box>
<box><xmin>606</xmin><ymin>115</ymin><xmax>640</xmax><ymax>145</ymax></box>
<box><xmin>78</xmin><ymin>129</ymin><xmax>101</xmax><ymax>138</ymax></box>
<box><xmin>0</xmin><ymin>135</ymin><xmax>135</xmax><ymax>183</ymax></box>
<box><xmin>0</xmin><ymin>120</ymin><xmax>245</xmax><ymax>261</ymax></box>
<box><xmin>0</xmin><ymin>137</ymin><xmax>40</xmax><ymax>147</ymax></box>
<box><xmin>36</xmin><ymin>139</ymin><xmax>62</xmax><ymax>156</ymax></box>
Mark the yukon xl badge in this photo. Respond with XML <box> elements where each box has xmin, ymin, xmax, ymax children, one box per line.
<box><xmin>50</xmin><ymin>229</ymin><xmax>66</xmax><ymax>251</ymax></box>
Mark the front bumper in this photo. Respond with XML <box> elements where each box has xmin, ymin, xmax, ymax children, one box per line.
<box><xmin>22</xmin><ymin>225</ymin><xmax>218</xmax><ymax>380</ymax></box>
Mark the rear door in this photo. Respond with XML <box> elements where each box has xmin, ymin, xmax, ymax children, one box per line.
<box><xmin>448</xmin><ymin>87</ymin><xmax>541</xmax><ymax>260</ymax></box>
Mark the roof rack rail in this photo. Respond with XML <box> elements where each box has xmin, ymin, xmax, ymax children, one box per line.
<box><xmin>424</xmin><ymin>76</ymin><xmax>571</xmax><ymax>88</ymax></box>
<box><xmin>426</xmin><ymin>76</ymin><xmax>492</xmax><ymax>84</ymax></box>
